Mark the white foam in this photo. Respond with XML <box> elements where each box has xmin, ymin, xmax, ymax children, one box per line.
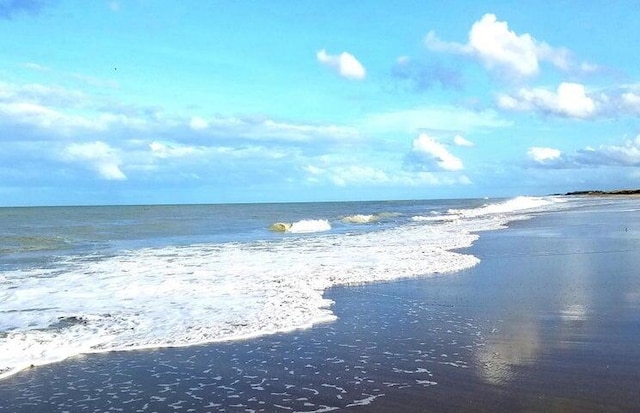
<box><xmin>341</xmin><ymin>212</ymin><xmax>399</xmax><ymax>224</ymax></box>
<box><xmin>411</xmin><ymin>215</ymin><xmax>456</xmax><ymax>222</ymax></box>
<box><xmin>269</xmin><ymin>219</ymin><xmax>331</xmax><ymax>233</ymax></box>
<box><xmin>448</xmin><ymin>196</ymin><xmax>556</xmax><ymax>218</ymax></box>
<box><xmin>288</xmin><ymin>219</ymin><xmax>331</xmax><ymax>233</ymax></box>
<box><xmin>342</xmin><ymin>214</ymin><xmax>378</xmax><ymax>224</ymax></box>
<box><xmin>0</xmin><ymin>196</ymin><xmax>564</xmax><ymax>379</ymax></box>
<box><xmin>346</xmin><ymin>393</ymin><xmax>385</xmax><ymax>407</ymax></box>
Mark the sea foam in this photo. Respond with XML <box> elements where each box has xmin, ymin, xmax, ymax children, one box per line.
<box><xmin>270</xmin><ymin>219</ymin><xmax>331</xmax><ymax>233</ymax></box>
<box><xmin>448</xmin><ymin>196</ymin><xmax>555</xmax><ymax>218</ymax></box>
<box><xmin>340</xmin><ymin>212</ymin><xmax>400</xmax><ymax>224</ymax></box>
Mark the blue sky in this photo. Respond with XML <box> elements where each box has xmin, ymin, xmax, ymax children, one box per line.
<box><xmin>2</xmin><ymin>1</ymin><xmax>640</xmax><ymax>205</ymax></box>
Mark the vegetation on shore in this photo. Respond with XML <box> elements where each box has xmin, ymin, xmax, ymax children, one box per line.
<box><xmin>564</xmin><ymin>189</ymin><xmax>640</xmax><ymax>196</ymax></box>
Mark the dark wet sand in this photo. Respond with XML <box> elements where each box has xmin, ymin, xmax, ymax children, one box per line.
<box><xmin>1</xmin><ymin>203</ymin><xmax>640</xmax><ymax>412</ymax></box>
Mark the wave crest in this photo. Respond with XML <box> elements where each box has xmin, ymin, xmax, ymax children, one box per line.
<box><xmin>342</xmin><ymin>214</ymin><xmax>378</xmax><ymax>224</ymax></box>
<box><xmin>342</xmin><ymin>212</ymin><xmax>400</xmax><ymax>224</ymax></box>
<box><xmin>270</xmin><ymin>219</ymin><xmax>331</xmax><ymax>233</ymax></box>
<box><xmin>448</xmin><ymin>196</ymin><xmax>555</xmax><ymax>218</ymax></box>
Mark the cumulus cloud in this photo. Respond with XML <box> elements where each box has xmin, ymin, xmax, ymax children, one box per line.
<box><xmin>527</xmin><ymin>147</ymin><xmax>564</xmax><ymax>166</ymax></box>
<box><xmin>426</xmin><ymin>13</ymin><xmax>571</xmax><ymax>79</ymax></box>
<box><xmin>62</xmin><ymin>141</ymin><xmax>127</xmax><ymax>180</ymax></box>
<box><xmin>0</xmin><ymin>0</ymin><xmax>52</xmax><ymax>19</ymax></box>
<box><xmin>316</xmin><ymin>49</ymin><xmax>366</xmax><ymax>80</ymax></box>
<box><xmin>407</xmin><ymin>133</ymin><xmax>464</xmax><ymax>171</ymax></box>
<box><xmin>391</xmin><ymin>56</ymin><xmax>462</xmax><ymax>91</ymax></box>
<box><xmin>498</xmin><ymin>82</ymin><xmax>596</xmax><ymax>119</ymax></box>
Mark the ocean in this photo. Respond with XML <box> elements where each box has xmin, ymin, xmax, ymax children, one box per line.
<box><xmin>0</xmin><ymin>196</ymin><xmax>577</xmax><ymax>381</ymax></box>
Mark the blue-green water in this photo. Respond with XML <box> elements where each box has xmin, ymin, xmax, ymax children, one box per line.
<box><xmin>0</xmin><ymin>200</ymin><xmax>478</xmax><ymax>266</ymax></box>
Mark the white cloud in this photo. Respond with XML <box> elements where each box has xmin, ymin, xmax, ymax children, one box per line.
<box><xmin>468</xmin><ymin>14</ymin><xmax>540</xmax><ymax>77</ymax></box>
<box><xmin>409</xmin><ymin>133</ymin><xmax>464</xmax><ymax>171</ymax></box>
<box><xmin>622</xmin><ymin>92</ymin><xmax>640</xmax><ymax>114</ymax></box>
<box><xmin>528</xmin><ymin>147</ymin><xmax>562</xmax><ymax>163</ymax></box>
<box><xmin>497</xmin><ymin>82</ymin><xmax>596</xmax><ymax>119</ymax></box>
<box><xmin>0</xmin><ymin>101</ymin><xmax>100</xmax><ymax>132</ymax></box>
<box><xmin>453</xmin><ymin>134</ymin><xmax>474</xmax><ymax>147</ymax></box>
<box><xmin>62</xmin><ymin>141</ymin><xmax>127</xmax><ymax>180</ymax></box>
<box><xmin>426</xmin><ymin>13</ymin><xmax>571</xmax><ymax>78</ymax></box>
<box><xmin>189</xmin><ymin>116</ymin><xmax>209</xmax><ymax>130</ymax></box>
<box><xmin>0</xmin><ymin>81</ymin><xmax>152</xmax><ymax>134</ymax></box>
<box><xmin>0</xmin><ymin>81</ymin><xmax>84</xmax><ymax>109</ymax></box>
<box><xmin>0</xmin><ymin>80</ymin><xmax>362</xmax><ymax>147</ymax></box>
<box><xmin>316</xmin><ymin>49</ymin><xmax>366</xmax><ymax>80</ymax></box>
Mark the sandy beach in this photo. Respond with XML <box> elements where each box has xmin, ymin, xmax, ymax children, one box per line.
<box><xmin>1</xmin><ymin>200</ymin><xmax>640</xmax><ymax>412</ymax></box>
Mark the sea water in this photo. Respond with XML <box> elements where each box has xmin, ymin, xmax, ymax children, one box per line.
<box><xmin>0</xmin><ymin>196</ymin><xmax>573</xmax><ymax>379</ymax></box>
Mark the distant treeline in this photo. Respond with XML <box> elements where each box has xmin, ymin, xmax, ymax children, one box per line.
<box><xmin>564</xmin><ymin>189</ymin><xmax>640</xmax><ymax>196</ymax></box>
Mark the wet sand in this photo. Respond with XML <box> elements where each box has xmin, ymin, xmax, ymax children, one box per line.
<box><xmin>1</xmin><ymin>203</ymin><xmax>640</xmax><ymax>412</ymax></box>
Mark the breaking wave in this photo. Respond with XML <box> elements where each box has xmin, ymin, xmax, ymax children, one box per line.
<box><xmin>269</xmin><ymin>219</ymin><xmax>331</xmax><ymax>233</ymax></box>
<box><xmin>448</xmin><ymin>196</ymin><xmax>556</xmax><ymax>218</ymax></box>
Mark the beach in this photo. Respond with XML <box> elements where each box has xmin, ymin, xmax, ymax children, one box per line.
<box><xmin>1</xmin><ymin>198</ymin><xmax>640</xmax><ymax>411</ymax></box>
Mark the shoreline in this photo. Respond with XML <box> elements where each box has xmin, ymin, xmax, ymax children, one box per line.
<box><xmin>563</xmin><ymin>188</ymin><xmax>640</xmax><ymax>196</ymax></box>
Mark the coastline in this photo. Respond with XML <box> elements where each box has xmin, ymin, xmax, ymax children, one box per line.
<box><xmin>564</xmin><ymin>188</ymin><xmax>640</xmax><ymax>196</ymax></box>
<box><xmin>1</xmin><ymin>200</ymin><xmax>640</xmax><ymax>411</ymax></box>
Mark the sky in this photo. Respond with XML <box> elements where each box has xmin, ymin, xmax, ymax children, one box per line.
<box><xmin>2</xmin><ymin>0</ymin><xmax>640</xmax><ymax>206</ymax></box>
